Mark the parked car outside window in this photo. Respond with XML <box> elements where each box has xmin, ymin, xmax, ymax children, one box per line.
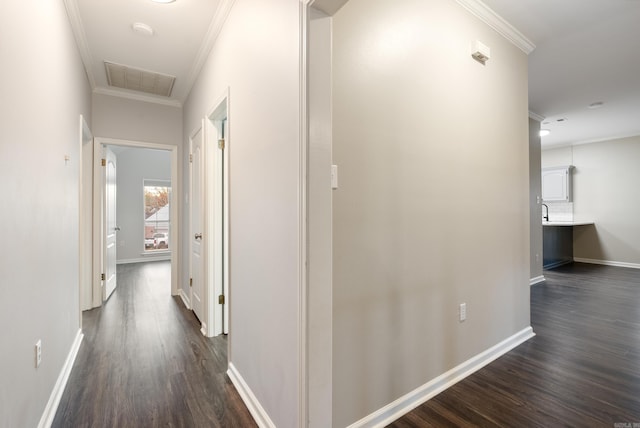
<box><xmin>153</xmin><ymin>232</ymin><xmax>169</xmax><ymax>249</ymax></box>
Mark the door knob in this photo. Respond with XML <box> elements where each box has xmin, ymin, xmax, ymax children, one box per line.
<box><xmin>195</xmin><ymin>233</ymin><xmax>202</xmax><ymax>240</ymax></box>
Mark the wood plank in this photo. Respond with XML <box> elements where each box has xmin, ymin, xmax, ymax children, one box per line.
<box><xmin>52</xmin><ymin>261</ymin><xmax>256</xmax><ymax>428</ymax></box>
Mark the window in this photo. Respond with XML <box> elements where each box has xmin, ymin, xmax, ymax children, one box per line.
<box><xmin>144</xmin><ymin>180</ymin><xmax>171</xmax><ymax>251</ymax></box>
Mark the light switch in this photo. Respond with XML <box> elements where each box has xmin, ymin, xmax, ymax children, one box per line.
<box><xmin>331</xmin><ymin>165</ymin><xmax>338</xmax><ymax>189</ymax></box>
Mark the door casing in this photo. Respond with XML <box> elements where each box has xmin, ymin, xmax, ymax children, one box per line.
<box><xmin>187</xmin><ymin>89</ymin><xmax>230</xmax><ymax>338</ymax></box>
<box><xmin>92</xmin><ymin>137</ymin><xmax>180</xmax><ymax>307</ymax></box>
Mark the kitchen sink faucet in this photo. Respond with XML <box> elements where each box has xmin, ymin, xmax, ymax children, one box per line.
<box><xmin>542</xmin><ymin>203</ymin><xmax>549</xmax><ymax>222</ymax></box>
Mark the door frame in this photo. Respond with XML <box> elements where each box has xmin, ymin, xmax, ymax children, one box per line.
<box><xmin>206</xmin><ymin>89</ymin><xmax>230</xmax><ymax>337</ymax></box>
<box><xmin>79</xmin><ymin>115</ymin><xmax>93</xmax><ymax>320</ymax></box>
<box><xmin>186</xmin><ymin>90</ymin><xmax>230</xmax><ymax>338</ymax></box>
<box><xmin>92</xmin><ymin>137</ymin><xmax>180</xmax><ymax>306</ymax></box>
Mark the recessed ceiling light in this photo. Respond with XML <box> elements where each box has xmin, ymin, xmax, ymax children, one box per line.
<box><xmin>588</xmin><ymin>101</ymin><xmax>604</xmax><ymax>109</ymax></box>
<box><xmin>132</xmin><ymin>22</ymin><xmax>154</xmax><ymax>36</ymax></box>
<box><xmin>539</xmin><ymin>129</ymin><xmax>550</xmax><ymax>137</ymax></box>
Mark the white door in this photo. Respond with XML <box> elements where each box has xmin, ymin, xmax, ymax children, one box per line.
<box><xmin>103</xmin><ymin>147</ymin><xmax>118</xmax><ymax>300</ymax></box>
<box><xmin>190</xmin><ymin>127</ymin><xmax>205</xmax><ymax>324</ymax></box>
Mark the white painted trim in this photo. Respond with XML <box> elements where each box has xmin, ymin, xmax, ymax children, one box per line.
<box><xmin>227</xmin><ymin>363</ymin><xmax>276</xmax><ymax>428</ymax></box>
<box><xmin>93</xmin><ymin>87</ymin><xmax>183</xmax><ymax>108</ymax></box>
<box><xmin>37</xmin><ymin>329</ymin><xmax>84</xmax><ymax>428</ymax></box>
<box><xmin>117</xmin><ymin>256</ymin><xmax>171</xmax><ymax>264</ymax></box>
<box><xmin>79</xmin><ymin>115</ymin><xmax>93</xmax><ymax>315</ymax></box>
<box><xmin>205</xmin><ymin>89</ymin><xmax>230</xmax><ymax>338</ymax></box>
<box><xmin>528</xmin><ymin>111</ymin><xmax>545</xmax><ymax>122</ymax></box>
<box><xmin>93</xmin><ymin>137</ymin><xmax>181</xmax><ymax>303</ymax></box>
<box><xmin>299</xmin><ymin>2</ymin><xmax>310</xmax><ymax>426</ymax></box>
<box><xmin>568</xmin><ymin>132</ymin><xmax>640</xmax><ymax>148</ymax></box>
<box><xmin>179</xmin><ymin>288</ymin><xmax>192</xmax><ymax>309</ymax></box>
<box><xmin>529</xmin><ymin>275</ymin><xmax>545</xmax><ymax>286</ymax></box>
<box><xmin>62</xmin><ymin>0</ymin><xmax>96</xmax><ymax>89</ymax></box>
<box><xmin>454</xmin><ymin>0</ymin><xmax>536</xmax><ymax>54</ymax></box>
<box><xmin>574</xmin><ymin>257</ymin><xmax>640</xmax><ymax>270</ymax></box>
<box><xmin>346</xmin><ymin>327</ymin><xmax>535</xmax><ymax>428</ymax></box>
<box><xmin>184</xmin><ymin>0</ymin><xmax>236</xmax><ymax>102</ymax></box>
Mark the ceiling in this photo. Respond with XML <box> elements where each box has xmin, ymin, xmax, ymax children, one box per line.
<box><xmin>483</xmin><ymin>0</ymin><xmax>640</xmax><ymax>148</ymax></box>
<box><xmin>64</xmin><ymin>0</ymin><xmax>233</xmax><ymax>107</ymax></box>
<box><xmin>65</xmin><ymin>0</ymin><xmax>640</xmax><ymax>147</ymax></box>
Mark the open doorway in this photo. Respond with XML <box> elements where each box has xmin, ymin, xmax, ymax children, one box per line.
<box><xmin>187</xmin><ymin>90</ymin><xmax>229</xmax><ymax>338</ymax></box>
<box><xmin>91</xmin><ymin>138</ymin><xmax>180</xmax><ymax>308</ymax></box>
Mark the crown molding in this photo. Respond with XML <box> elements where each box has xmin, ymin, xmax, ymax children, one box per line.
<box><xmin>62</xmin><ymin>0</ymin><xmax>96</xmax><ymax>89</ymax></box>
<box><xmin>93</xmin><ymin>87</ymin><xmax>183</xmax><ymax>108</ymax></box>
<box><xmin>183</xmin><ymin>0</ymin><xmax>237</xmax><ymax>103</ymax></box>
<box><xmin>529</xmin><ymin>111</ymin><xmax>545</xmax><ymax>122</ymax></box>
<box><xmin>455</xmin><ymin>0</ymin><xmax>536</xmax><ymax>54</ymax></box>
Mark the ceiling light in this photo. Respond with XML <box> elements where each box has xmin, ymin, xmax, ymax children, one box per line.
<box><xmin>588</xmin><ymin>101</ymin><xmax>604</xmax><ymax>109</ymax></box>
<box><xmin>539</xmin><ymin>129</ymin><xmax>550</xmax><ymax>137</ymax></box>
<box><xmin>132</xmin><ymin>22</ymin><xmax>154</xmax><ymax>36</ymax></box>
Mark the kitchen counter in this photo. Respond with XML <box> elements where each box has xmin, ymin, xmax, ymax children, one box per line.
<box><xmin>543</xmin><ymin>221</ymin><xmax>594</xmax><ymax>227</ymax></box>
<box><xmin>542</xmin><ymin>221</ymin><xmax>594</xmax><ymax>269</ymax></box>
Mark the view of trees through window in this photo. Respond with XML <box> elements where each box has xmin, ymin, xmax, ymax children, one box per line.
<box><xmin>144</xmin><ymin>181</ymin><xmax>170</xmax><ymax>251</ymax></box>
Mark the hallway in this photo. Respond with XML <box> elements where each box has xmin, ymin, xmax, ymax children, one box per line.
<box><xmin>52</xmin><ymin>261</ymin><xmax>255</xmax><ymax>427</ymax></box>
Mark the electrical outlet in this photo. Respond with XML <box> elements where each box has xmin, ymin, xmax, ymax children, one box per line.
<box><xmin>459</xmin><ymin>303</ymin><xmax>467</xmax><ymax>322</ymax></box>
<box><xmin>35</xmin><ymin>340</ymin><xmax>42</xmax><ymax>368</ymax></box>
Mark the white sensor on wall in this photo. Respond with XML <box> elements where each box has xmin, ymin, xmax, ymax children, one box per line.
<box><xmin>471</xmin><ymin>40</ymin><xmax>490</xmax><ymax>64</ymax></box>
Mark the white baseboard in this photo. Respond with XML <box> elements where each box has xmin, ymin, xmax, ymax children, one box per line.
<box><xmin>227</xmin><ymin>362</ymin><xmax>276</xmax><ymax>428</ymax></box>
<box><xmin>529</xmin><ymin>275</ymin><xmax>545</xmax><ymax>286</ymax></box>
<box><xmin>346</xmin><ymin>326</ymin><xmax>535</xmax><ymax>428</ymax></box>
<box><xmin>179</xmin><ymin>288</ymin><xmax>191</xmax><ymax>309</ymax></box>
<box><xmin>574</xmin><ymin>257</ymin><xmax>640</xmax><ymax>270</ymax></box>
<box><xmin>117</xmin><ymin>255</ymin><xmax>171</xmax><ymax>264</ymax></box>
<box><xmin>38</xmin><ymin>329</ymin><xmax>84</xmax><ymax>428</ymax></box>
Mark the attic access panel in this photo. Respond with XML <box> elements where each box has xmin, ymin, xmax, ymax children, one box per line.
<box><xmin>105</xmin><ymin>61</ymin><xmax>175</xmax><ymax>97</ymax></box>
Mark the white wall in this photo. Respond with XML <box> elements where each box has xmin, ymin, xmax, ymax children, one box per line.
<box><xmin>330</xmin><ymin>0</ymin><xmax>531</xmax><ymax>425</ymax></box>
<box><xmin>182</xmin><ymin>0</ymin><xmax>302</xmax><ymax>426</ymax></box>
<box><xmin>92</xmin><ymin>93</ymin><xmax>183</xmax><ymax>145</ymax></box>
<box><xmin>308</xmin><ymin>7</ymin><xmax>333</xmax><ymax>427</ymax></box>
<box><xmin>543</xmin><ymin>137</ymin><xmax>640</xmax><ymax>265</ymax></box>
<box><xmin>114</xmin><ymin>147</ymin><xmax>171</xmax><ymax>263</ymax></box>
<box><xmin>0</xmin><ymin>0</ymin><xmax>91</xmax><ymax>426</ymax></box>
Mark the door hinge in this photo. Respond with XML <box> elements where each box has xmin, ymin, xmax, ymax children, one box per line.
<box><xmin>101</xmin><ymin>158</ymin><xmax>106</xmax><ymax>167</ymax></box>
<box><xmin>218</xmin><ymin>294</ymin><xmax>225</xmax><ymax>305</ymax></box>
<box><xmin>189</xmin><ymin>154</ymin><xmax>193</xmax><ymax>163</ymax></box>
<box><xmin>101</xmin><ymin>273</ymin><xmax>105</xmax><ymax>281</ymax></box>
<box><xmin>189</xmin><ymin>277</ymin><xmax>193</xmax><ymax>287</ymax></box>
<box><xmin>218</xmin><ymin>139</ymin><xmax>225</xmax><ymax>150</ymax></box>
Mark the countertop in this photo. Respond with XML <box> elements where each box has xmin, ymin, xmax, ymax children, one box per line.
<box><xmin>542</xmin><ymin>221</ymin><xmax>594</xmax><ymax>227</ymax></box>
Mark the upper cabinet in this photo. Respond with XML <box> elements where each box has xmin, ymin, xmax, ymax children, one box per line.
<box><xmin>542</xmin><ymin>166</ymin><xmax>573</xmax><ymax>202</ymax></box>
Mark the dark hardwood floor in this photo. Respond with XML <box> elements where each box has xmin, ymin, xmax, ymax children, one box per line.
<box><xmin>52</xmin><ymin>261</ymin><xmax>256</xmax><ymax>428</ymax></box>
<box><xmin>53</xmin><ymin>262</ymin><xmax>640</xmax><ymax>427</ymax></box>
<box><xmin>389</xmin><ymin>262</ymin><xmax>640</xmax><ymax>427</ymax></box>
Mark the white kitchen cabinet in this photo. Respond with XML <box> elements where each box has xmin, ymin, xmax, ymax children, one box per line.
<box><xmin>542</xmin><ymin>166</ymin><xmax>573</xmax><ymax>202</ymax></box>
